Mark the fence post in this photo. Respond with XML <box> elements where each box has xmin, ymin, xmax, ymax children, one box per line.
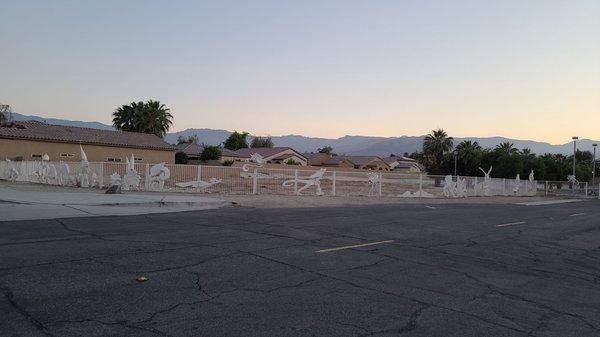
<box><xmin>503</xmin><ymin>178</ymin><xmax>506</xmax><ymax>196</ymax></box>
<box><xmin>196</xmin><ymin>165</ymin><xmax>202</xmax><ymax>191</ymax></box>
<box><xmin>99</xmin><ymin>162</ymin><xmax>104</xmax><ymax>188</ymax></box>
<box><xmin>378</xmin><ymin>172</ymin><xmax>382</xmax><ymax>197</ymax></box>
<box><xmin>584</xmin><ymin>182</ymin><xmax>588</xmax><ymax>197</ymax></box>
<box><xmin>294</xmin><ymin>169</ymin><xmax>298</xmax><ymax>195</ymax></box>
<box><xmin>144</xmin><ymin>163</ymin><xmax>150</xmax><ymax>190</ymax></box>
<box><xmin>332</xmin><ymin>171</ymin><xmax>336</xmax><ymax>196</ymax></box>
<box><xmin>545</xmin><ymin>181</ymin><xmax>548</xmax><ymax>196</ymax></box>
<box><xmin>598</xmin><ymin>183</ymin><xmax>600</xmax><ymax>200</ymax></box>
<box><xmin>252</xmin><ymin>168</ymin><xmax>258</xmax><ymax>194</ymax></box>
<box><xmin>419</xmin><ymin>174</ymin><xmax>423</xmax><ymax>194</ymax></box>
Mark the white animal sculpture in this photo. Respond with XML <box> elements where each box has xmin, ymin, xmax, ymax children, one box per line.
<box><xmin>60</xmin><ymin>162</ymin><xmax>72</xmax><ymax>186</ymax></box>
<box><xmin>513</xmin><ymin>174</ymin><xmax>521</xmax><ymax>195</ymax></box>
<box><xmin>242</xmin><ymin>153</ymin><xmax>265</xmax><ymax>172</ymax></box>
<box><xmin>4</xmin><ymin>159</ymin><xmax>19</xmax><ymax>181</ymax></box>
<box><xmin>122</xmin><ymin>155</ymin><xmax>141</xmax><ymax>191</ymax></box>
<box><xmin>175</xmin><ymin>178</ymin><xmax>222</xmax><ymax>191</ymax></box>
<box><xmin>148</xmin><ymin>162</ymin><xmax>171</xmax><ymax>191</ymax></box>
<box><xmin>33</xmin><ymin>154</ymin><xmax>52</xmax><ymax>184</ymax></box>
<box><xmin>366</xmin><ymin>172</ymin><xmax>381</xmax><ymax>196</ymax></box>
<box><xmin>399</xmin><ymin>190</ymin><xmax>435</xmax><ymax>198</ymax></box>
<box><xmin>455</xmin><ymin>177</ymin><xmax>467</xmax><ymax>198</ymax></box>
<box><xmin>283</xmin><ymin>168</ymin><xmax>326</xmax><ymax>196</ymax></box>
<box><xmin>478</xmin><ymin>166</ymin><xmax>493</xmax><ymax>196</ymax></box>
<box><xmin>109</xmin><ymin>172</ymin><xmax>121</xmax><ymax>186</ymax></box>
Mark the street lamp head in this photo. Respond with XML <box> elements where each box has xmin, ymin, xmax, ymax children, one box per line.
<box><xmin>572</xmin><ymin>136</ymin><xmax>579</xmax><ymax>140</ymax></box>
<box><xmin>593</xmin><ymin>144</ymin><xmax>598</xmax><ymax>147</ymax></box>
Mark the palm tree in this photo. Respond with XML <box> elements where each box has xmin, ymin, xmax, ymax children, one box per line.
<box><xmin>422</xmin><ymin>129</ymin><xmax>453</xmax><ymax>173</ymax></box>
<box><xmin>112</xmin><ymin>100</ymin><xmax>173</xmax><ymax>137</ymax></box>
<box><xmin>455</xmin><ymin>140</ymin><xmax>482</xmax><ymax>175</ymax></box>
<box><xmin>495</xmin><ymin>142</ymin><xmax>519</xmax><ymax>155</ymax></box>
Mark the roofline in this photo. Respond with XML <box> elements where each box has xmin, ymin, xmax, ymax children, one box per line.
<box><xmin>0</xmin><ymin>135</ymin><xmax>175</xmax><ymax>151</ymax></box>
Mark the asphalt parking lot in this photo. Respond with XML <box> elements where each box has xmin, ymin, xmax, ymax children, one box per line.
<box><xmin>1</xmin><ymin>201</ymin><xmax>600</xmax><ymax>337</ymax></box>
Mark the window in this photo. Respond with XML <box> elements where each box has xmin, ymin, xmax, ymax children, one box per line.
<box><xmin>60</xmin><ymin>153</ymin><xmax>75</xmax><ymax>158</ymax></box>
<box><xmin>107</xmin><ymin>157</ymin><xmax>122</xmax><ymax>162</ymax></box>
<box><xmin>31</xmin><ymin>154</ymin><xmax>42</xmax><ymax>158</ymax></box>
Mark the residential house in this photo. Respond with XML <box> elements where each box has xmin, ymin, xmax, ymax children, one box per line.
<box><xmin>225</xmin><ymin>147</ymin><xmax>308</xmax><ymax>166</ymax></box>
<box><xmin>174</xmin><ymin>142</ymin><xmax>204</xmax><ymax>162</ymax></box>
<box><xmin>382</xmin><ymin>156</ymin><xmax>423</xmax><ymax>173</ymax></box>
<box><xmin>344</xmin><ymin>156</ymin><xmax>391</xmax><ymax>171</ymax></box>
<box><xmin>0</xmin><ymin>121</ymin><xmax>175</xmax><ymax>163</ymax></box>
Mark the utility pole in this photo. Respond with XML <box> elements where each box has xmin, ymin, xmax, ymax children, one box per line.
<box><xmin>453</xmin><ymin>150</ymin><xmax>458</xmax><ymax>177</ymax></box>
<box><xmin>593</xmin><ymin>144</ymin><xmax>597</xmax><ymax>186</ymax></box>
<box><xmin>572</xmin><ymin>136</ymin><xmax>578</xmax><ymax>178</ymax></box>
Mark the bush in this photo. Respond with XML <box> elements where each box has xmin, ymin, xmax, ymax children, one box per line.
<box><xmin>175</xmin><ymin>151</ymin><xmax>188</xmax><ymax>164</ymax></box>
<box><xmin>222</xmin><ymin>159</ymin><xmax>234</xmax><ymax>166</ymax></box>
<box><xmin>285</xmin><ymin>158</ymin><xmax>301</xmax><ymax>165</ymax></box>
<box><xmin>200</xmin><ymin>146</ymin><xmax>222</xmax><ymax>161</ymax></box>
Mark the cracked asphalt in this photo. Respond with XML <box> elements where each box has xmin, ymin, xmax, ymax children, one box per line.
<box><xmin>1</xmin><ymin>201</ymin><xmax>600</xmax><ymax>337</ymax></box>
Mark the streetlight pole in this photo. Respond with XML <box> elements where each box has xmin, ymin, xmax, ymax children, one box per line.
<box><xmin>572</xmin><ymin>136</ymin><xmax>578</xmax><ymax>178</ymax></box>
<box><xmin>453</xmin><ymin>150</ymin><xmax>458</xmax><ymax>177</ymax></box>
<box><xmin>593</xmin><ymin>144</ymin><xmax>597</xmax><ymax>186</ymax></box>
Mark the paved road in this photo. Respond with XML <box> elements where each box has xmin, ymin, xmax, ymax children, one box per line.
<box><xmin>1</xmin><ymin>201</ymin><xmax>600</xmax><ymax>336</ymax></box>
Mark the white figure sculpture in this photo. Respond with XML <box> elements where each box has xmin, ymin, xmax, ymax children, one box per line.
<box><xmin>60</xmin><ymin>162</ymin><xmax>72</xmax><ymax>186</ymax></box>
<box><xmin>513</xmin><ymin>174</ymin><xmax>521</xmax><ymax>195</ymax></box>
<box><xmin>442</xmin><ymin>175</ymin><xmax>457</xmax><ymax>198</ymax></box>
<box><xmin>455</xmin><ymin>177</ymin><xmax>467</xmax><ymax>198</ymax></box>
<box><xmin>366</xmin><ymin>172</ymin><xmax>381</xmax><ymax>196</ymax></box>
<box><xmin>4</xmin><ymin>159</ymin><xmax>19</xmax><ymax>182</ymax></box>
<box><xmin>478</xmin><ymin>166</ymin><xmax>493</xmax><ymax>196</ymax></box>
<box><xmin>528</xmin><ymin>170</ymin><xmax>536</xmax><ymax>193</ymax></box>
<box><xmin>122</xmin><ymin>155</ymin><xmax>141</xmax><ymax>191</ymax></box>
<box><xmin>175</xmin><ymin>177</ymin><xmax>222</xmax><ymax>191</ymax></box>
<box><xmin>33</xmin><ymin>154</ymin><xmax>52</xmax><ymax>184</ymax></box>
<box><xmin>148</xmin><ymin>163</ymin><xmax>171</xmax><ymax>191</ymax></box>
<box><xmin>283</xmin><ymin>168</ymin><xmax>326</xmax><ymax>196</ymax></box>
<box><xmin>78</xmin><ymin>145</ymin><xmax>91</xmax><ymax>187</ymax></box>
<box><xmin>109</xmin><ymin>172</ymin><xmax>121</xmax><ymax>186</ymax></box>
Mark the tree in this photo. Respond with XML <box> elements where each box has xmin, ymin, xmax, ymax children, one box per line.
<box><xmin>200</xmin><ymin>146</ymin><xmax>222</xmax><ymax>161</ymax></box>
<box><xmin>175</xmin><ymin>152</ymin><xmax>188</xmax><ymax>164</ymax></box>
<box><xmin>250</xmin><ymin>136</ymin><xmax>274</xmax><ymax>148</ymax></box>
<box><xmin>223</xmin><ymin>131</ymin><xmax>249</xmax><ymax>150</ymax></box>
<box><xmin>177</xmin><ymin>135</ymin><xmax>199</xmax><ymax>145</ymax></box>
<box><xmin>422</xmin><ymin>129</ymin><xmax>454</xmax><ymax>174</ymax></box>
<box><xmin>318</xmin><ymin>146</ymin><xmax>333</xmax><ymax>154</ymax></box>
<box><xmin>455</xmin><ymin>140</ymin><xmax>482</xmax><ymax>176</ymax></box>
<box><xmin>112</xmin><ymin>100</ymin><xmax>173</xmax><ymax>137</ymax></box>
<box><xmin>0</xmin><ymin>104</ymin><xmax>11</xmax><ymax>124</ymax></box>
<box><xmin>494</xmin><ymin>142</ymin><xmax>519</xmax><ymax>156</ymax></box>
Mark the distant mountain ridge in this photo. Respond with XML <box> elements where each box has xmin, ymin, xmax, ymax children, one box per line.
<box><xmin>9</xmin><ymin>113</ymin><xmax>597</xmax><ymax>156</ymax></box>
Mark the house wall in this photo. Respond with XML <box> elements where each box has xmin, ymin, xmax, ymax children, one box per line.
<box><xmin>0</xmin><ymin>138</ymin><xmax>175</xmax><ymax>163</ymax></box>
<box><xmin>307</xmin><ymin>153</ymin><xmax>331</xmax><ymax>166</ymax></box>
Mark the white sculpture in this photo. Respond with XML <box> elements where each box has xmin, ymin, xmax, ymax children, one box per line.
<box><xmin>283</xmin><ymin>168</ymin><xmax>326</xmax><ymax>196</ymax></box>
<box><xmin>478</xmin><ymin>166</ymin><xmax>493</xmax><ymax>196</ymax></box>
<box><xmin>60</xmin><ymin>162</ymin><xmax>72</xmax><ymax>186</ymax></box>
<box><xmin>242</xmin><ymin>153</ymin><xmax>265</xmax><ymax>172</ymax></box>
<box><xmin>4</xmin><ymin>159</ymin><xmax>19</xmax><ymax>181</ymax></box>
<box><xmin>175</xmin><ymin>178</ymin><xmax>222</xmax><ymax>191</ymax></box>
<box><xmin>109</xmin><ymin>172</ymin><xmax>121</xmax><ymax>186</ymax></box>
<box><xmin>528</xmin><ymin>170</ymin><xmax>536</xmax><ymax>193</ymax></box>
<box><xmin>442</xmin><ymin>175</ymin><xmax>467</xmax><ymax>198</ymax></box>
<box><xmin>366</xmin><ymin>172</ymin><xmax>381</xmax><ymax>196</ymax></box>
<box><xmin>148</xmin><ymin>163</ymin><xmax>171</xmax><ymax>191</ymax></box>
<box><xmin>78</xmin><ymin>145</ymin><xmax>91</xmax><ymax>188</ymax></box>
<box><xmin>33</xmin><ymin>154</ymin><xmax>53</xmax><ymax>184</ymax></box>
<box><xmin>513</xmin><ymin>174</ymin><xmax>521</xmax><ymax>195</ymax></box>
<box><xmin>121</xmin><ymin>155</ymin><xmax>141</xmax><ymax>191</ymax></box>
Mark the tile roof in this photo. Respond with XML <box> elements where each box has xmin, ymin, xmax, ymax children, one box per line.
<box><xmin>344</xmin><ymin>156</ymin><xmax>388</xmax><ymax>166</ymax></box>
<box><xmin>0</xmin><ymin>121</ymin><xmax>174</xmax><ymax>151</ymax></box>
<box><xmin>323</xmin><ymin>156</ymin><xmax>355</xmax><ymax>165</ymax></box>
<box><xmin>234</xmin><ymin>147</ymin><xmax>307</xmax><ymax>161</ymax></box>
<box><xmin>174</xmin><ymin>143</ymin><xmax>204</xmax><ymax>156</ymax></box>
<box><xmin>382</xmin><ymin>156</ymin><xmax>417</xmax><ymax>164</ymax></box>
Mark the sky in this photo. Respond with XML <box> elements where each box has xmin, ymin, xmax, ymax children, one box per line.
<box><xmin>1</xmin><ymin>0</ymin><xmax>599</xmax><ymax>143</ymax></box>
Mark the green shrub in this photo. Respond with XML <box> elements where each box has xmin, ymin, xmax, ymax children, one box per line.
<box><xmin>200</xmin><ymin>146</ymin><xmax>222</xmax><ymax>161</ymax></box>
<box><xmin>222</xmin><ymin>159</ymin><xmax>234</xmax><ymax>166</ymax></box>
<box><xmin>175</xmin><ymin>151</ymin><xmax>188</xmax><ymax>164</ymax></box>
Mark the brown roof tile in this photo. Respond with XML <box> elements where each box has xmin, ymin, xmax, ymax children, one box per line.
<box><xmin>0</xmin><ymin>121</ymin><xmax>174</xmax><ymax>151</ymax></box>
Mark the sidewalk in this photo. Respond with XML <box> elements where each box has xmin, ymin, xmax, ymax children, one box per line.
<box><xmin>0</xmin><ymin>184</ymin><xmax>228</xmax><ymax>221</ymax></box>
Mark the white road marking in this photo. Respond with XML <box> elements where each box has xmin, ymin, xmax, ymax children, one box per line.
<box><xmin>570</xmin><ymin>213</ymin><xmax>585</xmax><ymax>217</ymax></box>
<box><xmin>516</xmin><ymin>200</ymin><xmax>582</xmax><ymax>206</ymax></box>
<box><xmin>316</xmin><ymin>240</ymin><xmax>395</xmax><ymax>253</ymax></box>
<box><xmin>496</xmin><ymin>221</ymin><xmax>526</xmax><ymax>227</ymax></box>
<box><xmin>425</xmin><ymin>206</ymin><xmax>437</xmax><ymax>209</ymax></box>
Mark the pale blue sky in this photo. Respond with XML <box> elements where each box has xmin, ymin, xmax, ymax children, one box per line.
<box><xmin>1</xmin><ymin>0</ymin><xmax>598</xmax><ymax>142</ymax></box>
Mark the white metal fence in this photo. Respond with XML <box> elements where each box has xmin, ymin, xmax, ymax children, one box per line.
<box><xmin>0</xmin><ymin>159</ymin><xmax>557</xmax><ymax>199</ymax></box>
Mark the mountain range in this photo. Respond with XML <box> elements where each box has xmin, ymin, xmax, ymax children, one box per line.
<box><xmin>9</xmin><ymin>112</ymin><xmax>598</xmax><ymax>156</ymax></box>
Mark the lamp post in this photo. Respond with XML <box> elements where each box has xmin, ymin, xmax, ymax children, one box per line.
<box><xmin>572</xmin><ymin>137</ymin><xmax>578</xmax><ymax>178</ymax></box>
<box><xmin>593</xmin><ymin>143</ymin><xmax>597</xmax><ymax>186</ymax></box>
<box><xmin>453</xmin><ymin>150</ymin><xmax>458</xmax><ymax>177</ymax></box>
